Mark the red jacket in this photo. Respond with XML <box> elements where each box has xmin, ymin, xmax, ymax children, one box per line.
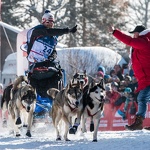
<box><xmin>113</xmin><ymin>29</ymin><xmax>150</xmax><ymax>92</ymax></box>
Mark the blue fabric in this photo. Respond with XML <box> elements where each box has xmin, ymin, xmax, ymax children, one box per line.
<box><xmin>136</xmin><ymin>86</ymin><xmax>150</xmax><ymax>118</ymax></box>
<box><xmin>27</xmin><ymin>25</ymin><xmax>58</xmax><ymax>60</ymax></box>
<box><xmin>118</xmin><ymin>109</ymin><xmax>125</xmax><ymax>117</ymax></box>
<box><xmin>34</xmin><ymin>94</ymin><xmax>53</xmax><ymax>113</ymax></box>
<box><xmin>117</xmin><ymin>109</ymin><xmax>126</xmax><ymax>120</ymax></box>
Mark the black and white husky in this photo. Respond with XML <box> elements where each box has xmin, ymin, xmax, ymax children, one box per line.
<box><xmin>81</xmin><ymin>79</ymin><xmax>105</xmax><ymax>142</ymax></box>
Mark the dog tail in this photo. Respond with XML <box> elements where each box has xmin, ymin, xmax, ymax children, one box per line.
<box><xmin>1</xmin><ymin>84</ymin><xmax>13</xmax><ymax>108</ymax></box>
<box><xmin>13</xmin><ymin>75</ymin><xmax>28</xmax><ymax>91</ymax></box>
<box><xmin>1</xmin><ymin>92</ymin><xmax>5</xmax><ymax>108</ymax></box>
<box><xmin>10</xmin><ymin>75</ymin><xmax>28</xmax><ymax>99</ymax></box>
<box><xmin>47</xmin><ymin>88</ymin><xmax>60</xmax><ymax>100</ymax></box>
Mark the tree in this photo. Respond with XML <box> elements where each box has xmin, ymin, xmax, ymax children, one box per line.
<box><xmin>1</xmin><ymin>0</ymin><xmax>128</xmax><ymax>49</ymax></box>
<box><xmin>1</xmin><ymin>0</ymin><xmax>68</xmax><ymax>28</ymax></box>
<box><xmin>127</xmin><ymin>0</ymin><xmax>150</xmax><ymax>28</ymax></box>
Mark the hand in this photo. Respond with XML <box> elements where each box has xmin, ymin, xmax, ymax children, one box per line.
<box><xmin>108</xmin><ymin>26</ymin><xmax>115</xmax><ymax>33</ymax></box>
<box><xmin>69</xmin><ymin>25</ymin><xmax>77</xmax><ymax>33</ymax></box>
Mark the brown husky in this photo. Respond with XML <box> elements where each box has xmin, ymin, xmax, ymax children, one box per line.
<box><xmin>47</xmin><ymin>81</ymin><xmax>83</xmax><ymax>141</ymax></box>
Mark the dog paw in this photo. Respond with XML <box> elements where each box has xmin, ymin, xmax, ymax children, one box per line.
<box><xmin>26</xmin><ymin>131</ymin><xmax>31</xmax><ymax>137</ymax></box>
<box><xmin>16</xmin><ymin>134</ymin><xmax>21</xmax><ymax>137</ymax></box>
<box><xmin>16</xmin><ymin>117</ymin><xmax>22</xmax><ymax>125</ymax></box>
<box><xmin>56</xmin><ymin>137</ymin><xmax>61</xmax><ymax>141</ymax></box>
<box><xmin>69</xmin><ymin>127</ymin><xmax>75</xmax><ymax>134</ymax></box>
<box><xmin>65</xmin><ymin>138</ymin><xmax>71</xmax><ymax>141</ymax></box>
<box><xmin>92</xmin><ymin>139</ymin><xmax>97</xmax><ymax>142</ymax></box>
<box><xmin>69</xmin><ymin>126</ymin><xmax>77</xmax><ymax>134</ymax></box>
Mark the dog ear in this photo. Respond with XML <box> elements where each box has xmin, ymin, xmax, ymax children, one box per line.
<box><xmin>98</xmin><ymin>79</ymin><xmax>105</xmax><ymax>90</ymax></box>
<box><xmin>87</xmin><ymin>81</ymin><xmax>93</xmax><ymax>94</ymax></box>
<box><xmin>77</xmin><ymin>80</ymin><xmax>80</xmax><ymax>88</ymax></box>
<box><xmin>67</xmin><ymin>80</ymin><xmax>72</xmax><ymax>89</ymax></box>
<box><xmin>73</xmin><ymin>72</ymin><xmax>79</xmax><ymax>79</ymax></box>
<box><xmin>84</xmin><ymin>70</ymin><xmax>86</xmax><ymax>76</ymax></box>
<box><xmin>47</xmin><ymin>88</ymin><xmax>59</xmax><ymax>100</ymax></box>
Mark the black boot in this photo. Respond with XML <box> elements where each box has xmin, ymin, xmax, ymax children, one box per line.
<box><xmin>143</xmin><ymin>126</ymin><xmax>150</xmax><ymax>130</ymax></box>
<box><xmin>125</xmin><ymin>115</ymin><xmax>143</xmax><ymax>131</ymax></box>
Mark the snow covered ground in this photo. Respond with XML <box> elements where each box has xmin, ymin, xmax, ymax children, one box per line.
<box><xmin>0</xmin><ymin>121</ymin><xmax>150</xmax><ymax>150</ymax></box>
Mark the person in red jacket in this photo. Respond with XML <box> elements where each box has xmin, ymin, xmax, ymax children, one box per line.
<box><xmin>109</xmin><ymin>25</ymin><xmax>150</xmax><ymax>130</ymax></box>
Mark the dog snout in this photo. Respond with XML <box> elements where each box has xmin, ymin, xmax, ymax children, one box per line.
<box><xmin>75</xmin><ymin>101</ymin><xmax>79</xmax><ymax>106</ymax></box>
<box><xmin>80</xmin><ymin>80</ymin><xmax>84</xmax><ymax>85</ymax></box>
<box><xmin>100</xmin><ymin>95</ymin><xmax>104</xmax><ymax>100</ymax></box>
<box><xmin>27</xmin><ymin>106</ymin><xmax>30</xmax><ymax>112</ymax></box>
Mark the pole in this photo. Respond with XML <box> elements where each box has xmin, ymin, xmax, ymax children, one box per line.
<box><xmin>0</xmin><ymin>0</ymin><xmax>2</xmax><ymax>82</ymax></box>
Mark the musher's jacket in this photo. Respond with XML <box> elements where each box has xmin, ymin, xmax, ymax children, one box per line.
<box><xmin>26</xmin><ymin>24</ymin><xmax>69</xmax><ymax>62</ymax></box>
<box><xmin>113</xmin><ymin>29</ymin><xmax>150</xmax><ymax>92</ymax></box>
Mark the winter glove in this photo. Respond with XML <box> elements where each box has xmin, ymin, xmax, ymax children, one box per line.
<box><xmin>69</xmin><ymin>25</ymin><xmax>77</xmax><ymax>33</ymax></box>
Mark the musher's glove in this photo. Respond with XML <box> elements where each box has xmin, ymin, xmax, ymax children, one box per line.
<box><xmin>69</xmin><ymin>25</ymin><xmax>77</xmax><ymax>33</ymax></box>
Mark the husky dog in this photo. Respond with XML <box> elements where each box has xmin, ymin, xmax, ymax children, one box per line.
<box><xmin>1</xmin><ymin>76</ymin><xmax>28</xmax><ymax>127</ymax></box>
<box><xmin>7</xmin><ymin>76</ymin><xmax>36</xmax><ymax>137</ymax></box>
<box><xmin>72</xmin><ymin>70</ymin><xmax>88</xmax><ymax>90</ymax></box>
<box><xmin>81</xmin><ymin>79</ymin><xmax>105</xmax><ymax>142</ymax></box>
<box><xmin>1</xmin><ymin>84</ymin><xmax>13</xmax><ymax>127</ymax></box>
<box><xmin>47</xmin><ymin>81</ymin><xmax>83</xmax><ymax>141</ymax></box>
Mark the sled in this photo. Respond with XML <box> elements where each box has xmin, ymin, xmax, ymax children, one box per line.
<box><xmin>28</xmin><ymin>60</ymin><xmax>65</xmax><ymax>124</ymax></box>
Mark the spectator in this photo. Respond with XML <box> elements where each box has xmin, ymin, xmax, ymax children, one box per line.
<box><xmin>104</xmin><ymin>74</ymin><xmax>112</xmax><ymax>84</ymax></box>
<box><xmin>108</xmin><ymin>82</ymin><xmax>122</xmax><ymax>110</ymax></box>
<box><xmin>130</xmin><ymin>75</ymin><xmax>138</xmax><ymax>93</ymax></box>
<box><xmin>124</xmin><ymin>75</ymin><xmax>132</xmax><ymax>88</ymax></box>
<box><xmin>97</xmin><ymin>65</ymin><xmax>106</xmax><ymax>75</ymax></box>
<box><xmin>129</xmin><ymin>66</ymin><xmax>134</xmax><ymax>77</ymax></box>
<box><xmin>109</xmin><ymin>69</ymin><xmax>120</xmax><ymax>83</ymax></box>
<box><xmin>109</xmin><ymin>24</ymin><xmax>150</xmax><ymax>130</ymax></box>
<box><xmin>114</xmin><ymin>64</ymin><xmax>124</xmax><ymax>81</ymax></box>
<box><xmin>95</xmin><ymin>71</ymin><xmax>104</xmax><ymax>83</ymax></box>
<box><xmin>118</xmin><ymin>88</ymin><xmax>137</xmax><ymax>120</ymax></box>
<box><xmin>105</xmin><ymin>83</ymin><xmax>112</xmax><ymax>103</ymax></box>
<box><xmin>118</xmin><ymin>80</ymin><xmax>126</xmax><ymax>93</ymax></box>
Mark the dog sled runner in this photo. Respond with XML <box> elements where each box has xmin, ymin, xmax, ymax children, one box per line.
<box><xmin>27</xmin><ymin>60</ymin><xmax>65</xmax><ymax>124</ymax></box>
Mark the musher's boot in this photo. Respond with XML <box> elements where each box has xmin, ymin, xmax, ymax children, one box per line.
<box><xmin>143</xmin><ymin>126</ymin><xmax>150</xmax><ymax>130</ymax></box>
<box><xmin>125</xmin><ymin>115</ymin><xmax>143</xmax><ymax>131</ymax></box>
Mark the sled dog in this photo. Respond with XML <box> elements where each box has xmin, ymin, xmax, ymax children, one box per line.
<box><xmin>1</xmin><ymin>84</ymin><xmax>13</xmax><ymax>127</ymax></box>
<box><xmin>72</xmin><ymin>71</ymin><xmax>88</xmax><ymax>90</ymax></box>
<box><xmin>1</xmin><ymin>75</ymin><xmax>28</xmax><ymax>127</ymax></box>
<box><xmin>47</xmin><ymin>81</ymin><xmax>83</xmax><ymax>141</ymax></box>
<box><xmin>7</xmin><ymin>76</ymin><xmax>36</xmax><ymax>137</ymax></box>
<box><xmin>81</xmin><ymin>79</ymin><xmax>105</xmax><ymax>142</ymax></box>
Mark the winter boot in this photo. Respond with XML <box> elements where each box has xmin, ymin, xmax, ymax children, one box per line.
<box><xmin>125</xmin><ymin>115</ymin><xmax>144</xmax><ymax>131</ymax></box>
<box><xmin>143</xmin><ymin>126</ymin><xmax>150</xmax><ymax>130</ymax></box>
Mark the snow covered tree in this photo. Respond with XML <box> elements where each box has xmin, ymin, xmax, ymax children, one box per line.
<box><xmin>127</xmin><ymin>0</ymin><xmax>150</xmax><ymax>28</ymax></box>
<box><xmin>1</xmin><ymin>0</ymin><xmax>128</xmax><ymax>49</ymax></box>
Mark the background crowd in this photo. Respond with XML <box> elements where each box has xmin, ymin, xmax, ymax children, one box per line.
<box><xmin>95</xmin><ymin>64</ymin><xmax>138</xmax><ymax>121</ymax></box>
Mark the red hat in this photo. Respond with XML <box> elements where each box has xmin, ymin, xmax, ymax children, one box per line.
<box><xmin>97</xmin><ymin>71</ymin><xmax>104</xmax><ymax>77</ymax></box>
